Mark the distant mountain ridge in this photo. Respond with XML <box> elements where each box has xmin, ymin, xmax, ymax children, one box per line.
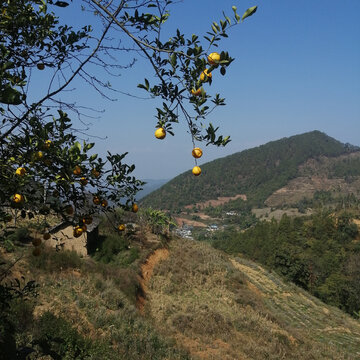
<box><xmin>141</xmin><ymin>131</ymin><xmax>360</xmax><ymax>211</ymax></box>
<box><xmin>136</xmin><ymin>179</ymin><xmax>169</xmax><ymax>200</ymax></box>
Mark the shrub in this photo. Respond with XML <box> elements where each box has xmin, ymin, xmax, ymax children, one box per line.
<box><xmin>28</xmin><ymin>247</ymin><xmax>82</xmax><ymax>273</ymax></box>
<box><xmin>92</xmin><ymin>233</ymin><xmax>139</xmax><ymax>267</ymax></box>
<box><xmin>33</xmin><ymin>312</ymin><xmax>114</xmax><ymax>359</ymax></box>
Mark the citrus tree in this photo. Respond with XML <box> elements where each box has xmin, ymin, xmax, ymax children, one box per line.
<box><xmin>0</xmin><ymin>0</ymin><xmax>257</xmax><ymax>240</ymax></box>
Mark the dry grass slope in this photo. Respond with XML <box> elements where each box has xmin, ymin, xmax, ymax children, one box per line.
<box><xmin>147</xmin><ymin>238</ymin><xmax>360</xmax><ymax>360</ymax></box>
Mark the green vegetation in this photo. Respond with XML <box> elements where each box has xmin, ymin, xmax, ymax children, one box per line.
<box><xmin>206</xmin><ymin>211</ymin><xmax>360</xmax><ymax>317</ymax></box>
<box><xmin>93</xmin><ymin>234</ymin><xmax>140</xmax><ymax>266</ymax></box>
<box><xmin>1</xmin><ymin>242</ymin><xmax>191</xmax><ymax>360</ymax></box>
<box><xmin>295</xmin><ymin>190</ymin><xmax>360</xmax><ymax>213</ymax></box>
<box><xmin>142</xmin><ymin>131</ymin><xmax>358</xmax><ymax>210</ymax></box>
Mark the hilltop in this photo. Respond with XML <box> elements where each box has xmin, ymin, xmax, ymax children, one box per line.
<box><xmin>141</xmin><ymin>131</ymin><xmax>360</xmax><ymax>212</ymax></box>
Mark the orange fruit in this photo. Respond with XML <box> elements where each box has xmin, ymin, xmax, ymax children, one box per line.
<box><xmin>191</xmin><ymin>88</ymin><xmax>202</xmax><ymax>96</ymax></box>
<box><xmin>64</xmin><ymin>205</ymin><xmax>74</xmax><ymax>215</ymax></box>
<box><xmin>192</xmin><ymin>147</ymin><xmax>203</xmax><ymax>159</ymax></box>
<box><xmin>43</xmin><ymin>233</ymin><xmax>51</xmax><ymax>240</ymax></box>
<box><xmin>192</xmin><ymin>166</ymin><xmax>202</xmax><ymax>176</ymax></box>
<box><xmin>93</xmin><ymin>196</ymin><xmax>101</xmax><ymax>205</ymax></box>
<box><xmin>79</xmin><ymin>177</ymin><xmax>88</xmax><ymax>186</ymax></box>
<box><xmin>207</xmin><ymin>52</ymin><xmax>220</xmax><ymax>66</ymax></box>
<box><xmin>73</xmin><ymin>165</ymin><xmax>82</xmax><ymax>176</ymax></box>
<box><xmin>32</xmin><ymin>248</ymin><xmax>41</xmax><ymax>256</ymax></box>
<box><xmin>91</xmin><ymin>169</ymin><xmax>100</xmax><ymax>178</ymax></box>
<box><xmin>101</xmin><ymin>199</ymin><xmax>108</xmax><ymax>208</ymax></box>
<box><xmin>82</xmin><ymin>216</ymin><xmax>93</xmax><ymax>225</ymax></box>
<box><xmin>118</xmin><ymin>224</ymin><xmax>125</xmax><ymax>231</ymax></box>
<box><xmin>132</xmin><ymin>203</ymin><xmax>139</xmax><ymax>213</ymax></box>
<box><xmin>35</xmin><ymin>151</ymin><xmax>43</xmax><ymax>160</ymax></box>
<box><xmin>13</xmin><ymin>194</ymin><xmax>24</xmax><ymax>203</ymax></box>
<box><xmin>155</xmin><ymin>127</ymin><xmax>166</xmax><ymax>140</ymax></box>
<box><xmin>73</xmin><ymin>226</ymin><xmax>83</xmax><ymax>238</ymax></box>
<box><xmin>32</xmin><ymin>238</ymin><xmax>42</xmax><ymax>247</ymax></box>
<box><xmin>15</xmin><ymin>167</ymin><xmax>26</xmax><ymax>176</ymax></box>
<box><xmin>200</xmin><ymin>69</ymin><xmax>212</xmax><ymax>82</ymax></box>
<box><xmin>44</xmin><ymin>140</ymin><xmax>52</xmax><ymax>149</ymax></box>
<box><xmin>37</xmin><ymin>63</ymin><xmax>45</xmax><ymax>70</ymax></box>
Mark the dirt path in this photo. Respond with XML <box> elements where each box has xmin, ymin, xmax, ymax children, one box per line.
<box><xmin>136</xmin><ymin>248</ymin><xmax>169</xmax><ymax>314</ymax></box>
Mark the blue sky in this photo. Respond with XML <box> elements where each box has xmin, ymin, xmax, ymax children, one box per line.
<box><xmin>34</xmin><ymin>0</ymin><xmax>360</xmax><ymax>180</ymax></box>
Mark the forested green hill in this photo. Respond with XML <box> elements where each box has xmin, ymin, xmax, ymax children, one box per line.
<box><xmin>141</xmin><ymin>131</ymin><xmax>359</xmax><ymax>211</ymax></box>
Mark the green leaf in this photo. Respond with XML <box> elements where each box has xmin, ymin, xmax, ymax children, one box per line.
<box><xmin>170</xmin><ymin>53</ymin><xmax>177</xmax><ymax>67</ymax></box>
<box><xmin>242</xmin><ymin>6</ymin><xmax>257</xmax><ymax>21</ymax></box>
<box><xmin>0</xmin><ymin>86</ymin><xmax>22</xmax><ymax>105</ymax></box>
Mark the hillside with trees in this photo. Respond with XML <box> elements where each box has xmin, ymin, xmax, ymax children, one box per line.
<box><xmin>141</xmin><ymin>131</ymin><xmax>360</xmax><ymax>211</ymax></box>
<box><xmin>204</xmin><ymin>210</ymin><xmax>360</xmax><ymax>318</ymax></box>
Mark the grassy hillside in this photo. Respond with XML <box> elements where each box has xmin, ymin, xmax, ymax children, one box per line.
<box><xmin>206</xmin><ymin>210</ymin><xmax>360</xmax><ymax>317</ymax></box>
<box><xmin>2</xmin><ymin>235</ymin><xmax>360</xmax><ymax>360</ymax></box>
<box><xmin>0</xmin><ymin>231</ymin><xmax>191</xmax><ymax>359</ymax></box>
<box><xmin>141</xmin><ymin>131</ymin><xmax>358</xmax><ymax>211</ymax></box>
<box><xmin>147</xmin><ymin>238</ymin><xmax>360</xmax><ymax>359</ymax></box>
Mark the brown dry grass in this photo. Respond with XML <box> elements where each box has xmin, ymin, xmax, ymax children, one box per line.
<box><xmin>146</xmin><ymin>238</ymin><xmax>360</xmax><ymax>360</ymax></box>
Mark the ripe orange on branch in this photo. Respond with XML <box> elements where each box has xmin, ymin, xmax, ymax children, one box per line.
<box><xmin>191</xmin><ymin>88</ymin><xmax>202</xmax><ymax>96</ymax></box>
<box><xmin>82</xmin><ymin>216</ymin><xmax>93</xmax><ymax>225</ymax></box>
<box><xmin>91</xmin><ymin>169</ymin><xmax>100</xmax><ymax>178</ymax></box>
<box><xmin>118</xmin><ymin>224</ymin><xmax>125</xmax><ymax>231</ymax></box>
<box><xmin>200</xmin><ymin>69</ymin><xmax>212</xmax><ymax>82</ymax></box>
<box><xmin>101</xmin><ymin>199</ymin><xmax>108</xmax><ymax>208</ymax></box>
<box><xmin>192</xmin><ymin>166</ymin><xmax>202</xmax><ymax>176</ymax></box>
<box><xmin>93</xmin><ymin>196</ymin><xmax>101</xmax><ymax>205</ymax></box>
<box><xmin>13</xmin><ymin>194</ymin><xmax>24</xmax><ymax>204</ymax></box>
<box><xmin>132</xmin><ymin>203</ymin><xmax>139</xmax><ymax>213</ymax></box>
<box><xmin>44</xmin><ymin>140</ymin><xmax>52</xmax><ymax>149</ymax></box>
<box><xmin>192</xmin><ymin>147</ymin><xmax>203</xmax><ymax>159</ymax></box>
<box><xmin>73</xmin><ymin>226</ymin><xmax>83</xmax><ymax>238</ymax></box>
<box><xmin>207</xmin><ymin>52</ymin><xmax>220</xmax><ymax>66</ymax></box>
<box><xmin>73</xmin><ymin>165</ymin><xmax>82</xmax><ymax>176</ymax></box>
<box><xmin>155</xmin><ymin>127</ymin><xmax>166</xmax><ymax>140</ymax></box>
<box><xmin>34</xmin><ymin>151</ymin><xmax>43</xmax><ymax>160</ymax></box>
<box><xmin>15</xmin><ymin>167</ymin><xmax>26</xmax><ymax>176</ymax></box>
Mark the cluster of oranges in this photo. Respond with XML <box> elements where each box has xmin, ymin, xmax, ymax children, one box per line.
<box><xmin>12</xmin><ymin>139</ymin><xmax>55</xmax><ymax>206</ymax></box>
<box><xmin>154</xmin><ymin>52</ymin><xmax>221</xmax><ymax>177</ymax></box>
<box><xmin>11</xmin><ymin>138</ymin><xmax>139</xmax><ymax>250</ymax></box>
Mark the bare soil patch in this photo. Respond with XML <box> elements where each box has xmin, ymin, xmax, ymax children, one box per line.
<box><xmin>184</xmin><ymin>194</ymin><xmax>247</xmax><ymax>210</ymax></box>
<box><xmin>136</xmin><ymin>248</ymin><xmax>169</xmax><ymax>314</ymax></box>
